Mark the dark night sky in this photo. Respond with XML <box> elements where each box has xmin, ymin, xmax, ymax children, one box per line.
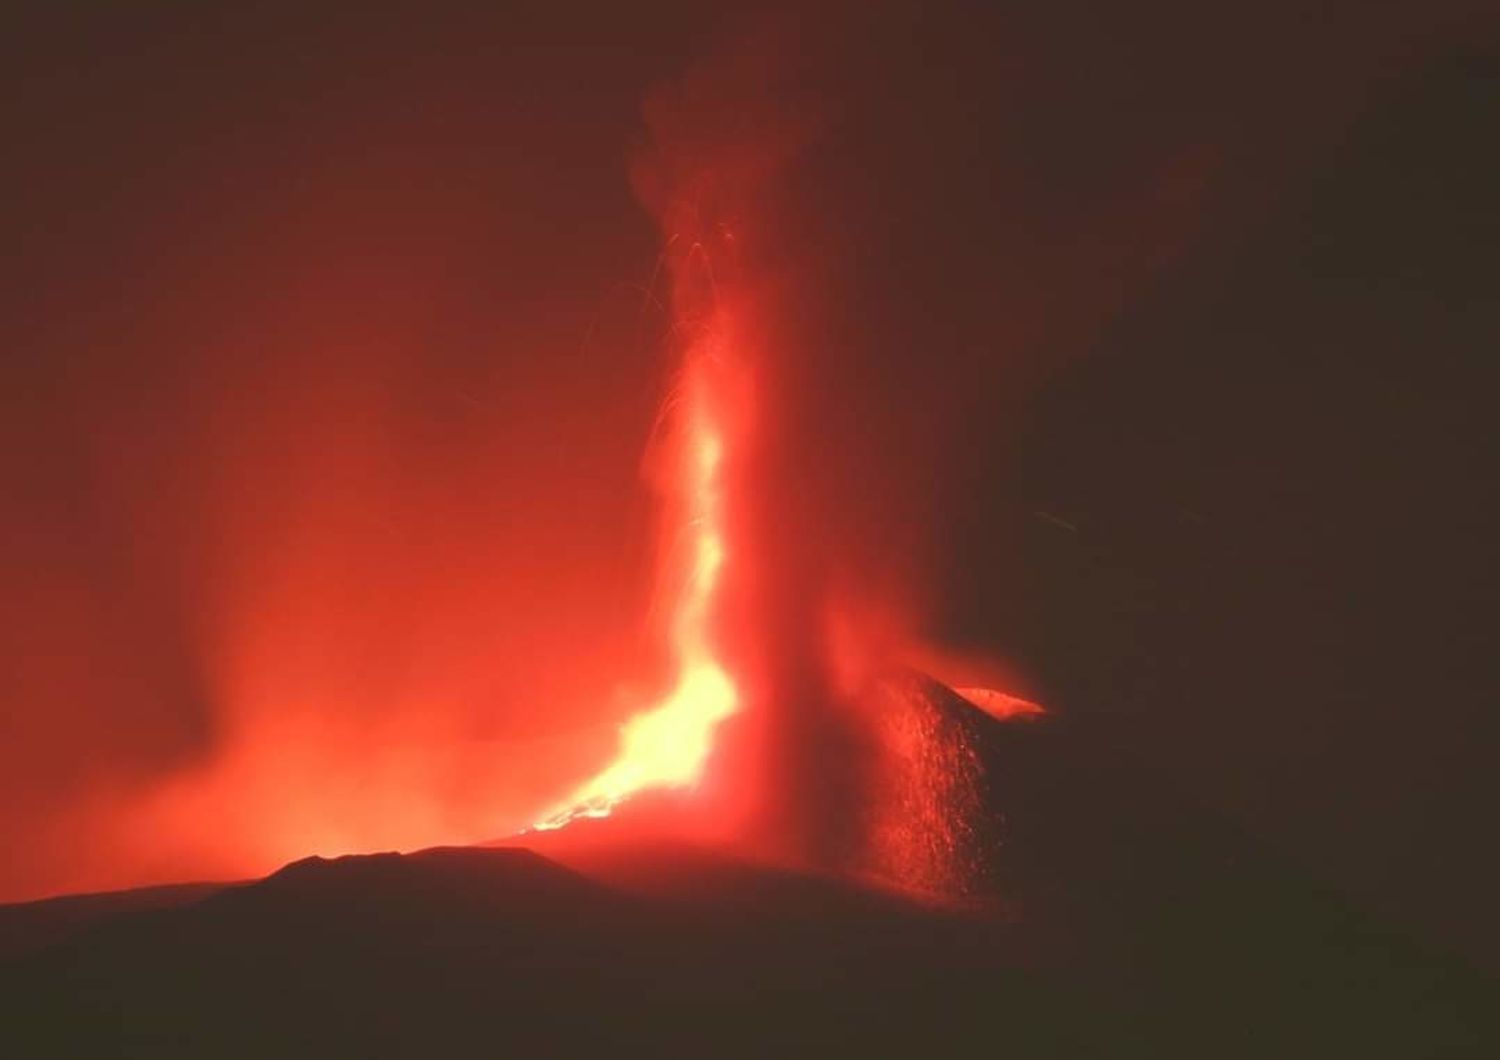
<box><xmin>2</xmin><ymin>1</ymin><xmax>1496</xmax><ymax>968</ymax></box>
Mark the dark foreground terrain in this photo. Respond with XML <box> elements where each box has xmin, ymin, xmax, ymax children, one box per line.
<box><xmin>3</xmin><ymin>685</ymin><xmax>1493</xmax><ymax>1058</ymax></box>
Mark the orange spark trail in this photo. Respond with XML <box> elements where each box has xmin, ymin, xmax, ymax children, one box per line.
<box><xmin>533</xmin><ymin>327</ymin><xmax>737</xmax><ymax>831</ymax></box>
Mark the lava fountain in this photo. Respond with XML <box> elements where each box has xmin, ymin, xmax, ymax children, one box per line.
<box><xmin>533</xmin><ymin>261</ymin><xmax>743</xmax><ymax>832</ymax></box>
<box><xmin>523</xmin><ymin>64</ymin><xmax>1042</xmax><ymax>894</ymax></box>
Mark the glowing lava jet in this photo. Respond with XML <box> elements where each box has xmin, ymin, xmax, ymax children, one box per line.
<box><xmin>533</xmin><ymin>310</ymin><xmax>739</xmax><ymax>831</ymax></box>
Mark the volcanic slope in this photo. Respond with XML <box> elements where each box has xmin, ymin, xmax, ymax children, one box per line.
<box><xmin>1</xmin><ymin>680</ymin><xmax>1492</xmax><ymax>1058</ymax></box>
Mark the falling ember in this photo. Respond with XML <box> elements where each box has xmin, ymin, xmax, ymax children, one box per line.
<box><xmin>533</xmin><ymin>312</ymin><xmax>740</xmax><ymax>831</ymax></box>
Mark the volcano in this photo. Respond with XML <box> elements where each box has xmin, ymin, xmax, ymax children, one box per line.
<box><xmin>3</xmin><ymin>7</ymin><xmax>1496</xmax><ymax>1055</ymax></box>
<box><xmin>3</xmin><ymin>676</ymin><xmax>1491</xmax><ymax>1058</ymax></box>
